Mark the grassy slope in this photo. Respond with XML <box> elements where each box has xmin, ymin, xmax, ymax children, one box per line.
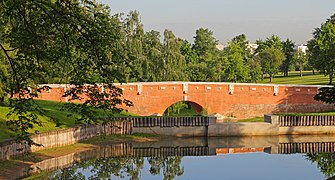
<box><xmin>0</xmin><ymin>100</ymin><xmax>134</xmax><ymax>141</ymax></box>
<box><xmin>0</xmin><ymin>100</ymin><xmax>78</xmax><ymax>140</ymax></box>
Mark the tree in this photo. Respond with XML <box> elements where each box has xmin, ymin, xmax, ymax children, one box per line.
<box><xmin>0</xmin><ymin>0</ymin><xmax>133</xmax><ymax>145</ymax></box>
<box><xmin>192</xmin><ymin>28</ymin><xmax>218</xmax><ymax>62</ymax></box>
<box><xmin>281</xmin><ymin>39</ymin><xmax>295</xmax><ymax>76</ymax></box>
<box><xmin>162</xmin><ymin>30</ymin><xmax>188</xmax><ymax>81</ymax></box>
<box><xmin>143</xmin><ymin>30</ymin><xmax>163</xmax><ymax>81</ymax></box>
<box><xmin>0</xmin><ymin>50</ymin><xmax>9</xmax><ymax>104</ymax></box>
<box><xmin>306</xmin><ymin>153</ymin><xmax>335</xmax><ymax>178</ymax></box>
<box><xmin>123</xmin><ymin>11</ymin><xmax>146</xmax><ymax>82</ymax></box>
<box><xmin>256</xmin><ymin>35</ymin><xmax>284</xmax><ymax>81</ymax></box>
<box><xmin>222</xmin><ymin>34</ymin><xmax>262</xmax><ymax>83</ymax></box>
<box><xmin>308</xmin><ymin>14</ymin><xmax>335</xmax><ymax>85</ymax></box>
<box><xmin>192</xmin><ymin>28</ymin><xmax>220</xmax><ymax>81</ymax></box>
<box><xmin>222</xmin><ymin>39</ymin><xmax>249</xmax><ymax>82</ymax></box>
<box><xmin>256</xmin><ymin>48</ymin><xmax>285</xmax><ymax>82</ymax></box>
<box><xmin>256</xmin><ymin>35</ymin><xmax>283</xmax><ymax>54</ymax></box>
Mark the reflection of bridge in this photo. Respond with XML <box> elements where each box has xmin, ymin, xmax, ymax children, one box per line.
<box><xmin>8</xmin><ymin>135</ymin><xmax>335</xmax><ymax>179</ymax></box>
<box><xmin>38</xmin><ymin>82</ymin><xmax>334</xmax><ymax>118</ymax></box>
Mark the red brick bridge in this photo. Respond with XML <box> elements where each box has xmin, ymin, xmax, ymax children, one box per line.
<box><xmin>37</xmin><ymin>82</ymin><xmax>334</xmax><ymax>119</ymax></box>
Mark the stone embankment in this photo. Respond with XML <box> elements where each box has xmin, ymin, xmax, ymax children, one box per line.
<box><xmin>2</xmin><ymin>115</ymin><xmax>335</xmax><ymax>160</ymax></box>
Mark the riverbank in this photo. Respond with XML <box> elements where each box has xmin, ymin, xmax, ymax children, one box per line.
<box><xmin>0</xmin><ymin>133</ymin><xmax>160</xmax><ymax>180</ymax></box>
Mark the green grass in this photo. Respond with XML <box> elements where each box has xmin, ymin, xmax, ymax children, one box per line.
<box><xmin>164</xmin><ymin>107</ymin><xmax>200</xmax><ymax>117</ymax></box>
<box><xmin>238</xmin><ymin>117</ymin><xmax>264</xmax><ymax>122</ymax></box>
<box><xmin>0</xmin><ymin>100</ymin><xmax>135</xmax><ymax>141</ymax></box>
<box><xmin>276</xmin><ymin>111</ymin><xmax>335</xmax><ymax>116</ymax></box>
<box><xmin>258</xmin><ymin>71</ymin><xmax>329</xmax><ymax>85</ymax></box>
<box><xmin>0</xmin><ymin>100</ymin><xmax>78</xmax><ymax>140</ymax></box>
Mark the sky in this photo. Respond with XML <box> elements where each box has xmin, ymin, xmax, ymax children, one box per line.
<box><xmin>101</xmin><ymin>0</ymin><xmax>335</xmax><ymax>45</ymax></box>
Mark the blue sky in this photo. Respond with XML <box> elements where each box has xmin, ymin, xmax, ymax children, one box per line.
<box><xmin>101</xmin><ymin>0</ymin><xmax>335</xmax><ymax>44</ymax></box>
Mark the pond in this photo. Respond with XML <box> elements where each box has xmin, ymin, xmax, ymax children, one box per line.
<box><xmin>24</xmin><ymin>136</ymin><xmax>335</xmax><ymax>179</ymax></box>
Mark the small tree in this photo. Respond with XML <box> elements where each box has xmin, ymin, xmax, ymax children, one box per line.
<box><xmin>256</xmin><ymin>48</ymin><xmax>285</xmax><ymax>82</ymax></box>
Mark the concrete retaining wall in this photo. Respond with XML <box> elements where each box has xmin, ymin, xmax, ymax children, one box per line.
<box><xmin>0</xmin><ymin>121</ymin><xmax>131</xmax><ymax>160</ymax></box>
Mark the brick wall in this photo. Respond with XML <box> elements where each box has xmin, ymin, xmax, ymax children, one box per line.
<box><xmin>35</xmin><ymin>82</ymin><xmax>334</xmax><ymax>119</ymax></box>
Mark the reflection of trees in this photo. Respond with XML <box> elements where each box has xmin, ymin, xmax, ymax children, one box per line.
<box><xmin>49</xmin><ymin>167</ymin><xmax>85</xmax><ymax>180</ymax></box>
<box><xmin>306</xmin><ymin>153</ymin><xmax>335</xmax><ymax>178</ymax></box>
<box><xmin>48</xmin><ymin>156</ymin><xmax>184</xmax><ymax>179</ymax></box>
<box><xmin>148</xmin><ymin>157</ymin><xmax>184</xmax><ymax>180</ymax></box>
<box><xmin>83</xmin><ymin>157</ymin><xmax>144</xmax><ymax>180</ymax></box>
<box><xmin>49</xmin><ymin>157</ymin><xmax>144</xmax><ymax>180</ymax></box>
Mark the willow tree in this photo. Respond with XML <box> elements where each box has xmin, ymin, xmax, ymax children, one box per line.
<box><xmin>0</xmin><ymin>0</ymin><xmax>132</xmax><ymax>145</ymax></box>
<box><xmin>143</xmin><ymin>30</ymin><xmax>163</xmax><ymax>81</ymax></box>
<box><xmin>162</xmin><ymin>30</ymin><xmax>188</xmax><ymax>81</ymax></box>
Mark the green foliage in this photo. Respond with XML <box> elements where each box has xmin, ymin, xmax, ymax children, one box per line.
<box><xmin>63</xmin><ymin>84</ymin><xmax>133</xmax><ymax>124</ymax></box>
<box><xmin>6</xmin><ymin>97</ymin><xmax>42</xmax><ymax>146</ymax></box>
<box><xmin>256</xmin><ymin>47</ymin><xmax>285</xmax><ymax>82</ymax></box>
<box><xmin>281</xmin><ymin>39</ymin><xmax>295</xmax><ymax>76</ymax></box>
<box><xmin>191</xmin><ymin>28</ymin><xmax>220</xmax><ymax>82</ymax></box>
<box><xmin>162</xmin><ymin>30</ymin><xmax>188</xmax><ymax>81</ymax></box>
<box><xmin>164</xmin><ymin>102</ymin><xmax>196</xmax><ymax>116</ymax></box>
<box><xmin>314</xmin><ymin>87</ymin><xmax>335</xmax><ymax>104</ymax></box>
<box><xmin>306</xmin><ymin>153</ymin><xmax>335</xmax><ymax>178</ymax></box>
<box><xmin>256</xmin><ymin>35</ymin><xmax>283</xmax><ymax>53</ymax></box>
<box><xmin>192</xmin><ymin>28</ymin><xmax>218</xmax><ymax>62</ymax></box>
<box><xmin>0</xmin><ymin>0</ymin><xmax>134</xmax><ymax>145</ymax></box>
<box><xmin>308</xmin><ymin>14</ymin><xmax>335</xmax><ymax>85</ymax></box>
<box><xmin>221</xmin><ymin>35</ymin><xmax>251</xmax><ymax>82</ymax></box>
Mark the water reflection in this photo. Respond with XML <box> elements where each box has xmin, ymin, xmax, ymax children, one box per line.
<box><xmin>306</xmin><ymin>153</ymin><xmax>335</xmax><ymax>179</ymax></box>
<box><xmin>8</xmin><ymin>135</ymin><xmax>335</xmax><ymax>179</ymax></box>
<box><xmin>48</xmin><ymin>156</ymin><xmax>184</xmax><ymax>180</ymax></box>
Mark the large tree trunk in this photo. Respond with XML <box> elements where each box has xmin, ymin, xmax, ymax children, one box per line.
<box><xmin>329</xmin><ymin>72</ymin><xmax>334</xmax><ymax>85</ymax></box>
<box><xmin>300</xmin><ymin>69</ymin><xmax>303</xmax><ymax>77</ymax></box>
<box><xmin>312</xmin><ymin>69</ymin><xmax>315</xmax><ymax>75</ymax></box>
<box><xmin>269</xmin><ymin>75</ymin><xmax>273</xmax><ymax>82</ymax></box>
<box><xmin>262</xmin><ymin>72</ymin><xmax>265</xmax><ymax>80</ymax></box>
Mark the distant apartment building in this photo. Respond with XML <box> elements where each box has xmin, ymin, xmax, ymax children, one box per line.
<box><xmin>216</xmin><ymin>44</ymin><xmax>224</xmax><ymax>51</ymax></box>
<box><xmin>295</xmin><ymin>44</ymin><xmax>308</xmax><ymax>54</ymax></box>
<box><xmin>247</xmin><ymin>43</ymin><xmax>258</xmax><ymax>54</ymax></box>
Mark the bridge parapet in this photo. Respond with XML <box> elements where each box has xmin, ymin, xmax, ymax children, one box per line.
<box><xmin>35</xmin><ymin>82</ymin><xmax>335</xmax><ymax>118</ymax></box>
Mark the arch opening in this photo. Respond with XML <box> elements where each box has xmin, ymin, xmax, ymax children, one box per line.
<box><xmin>163</xmin><ymin>101</ymin><xmax>206</xmax><ymax>116</ymax></box>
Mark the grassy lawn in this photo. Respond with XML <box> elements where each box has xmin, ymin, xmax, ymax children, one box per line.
<box><xmin>238</xmin><ymin>117</ymin><xmax>264</xmax><ymax>122</ymax></box>
<box><xmin>0</xmin><ymin>100</ymin><xmax>134</xmax><ymax>141</ymax></box>
<box><xmin>258</xmin><ymin>71</ymin><xmax>329</xmax><ymax>85</ymax></box>
<box><xmin>276</xmin><ymin>111</ymin><xmax>335</xmax><ymax>116</ymax></box>
<box><xmin>0</xmin><ymin>100</ymin><xmax>78</xmax><ymax>140</ymax></box>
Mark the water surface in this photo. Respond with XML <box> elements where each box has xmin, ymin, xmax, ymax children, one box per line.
<box><xmin>27</xmin><ymin>136</ymin><xmax>335</xmax><ymax>179</ymax></box>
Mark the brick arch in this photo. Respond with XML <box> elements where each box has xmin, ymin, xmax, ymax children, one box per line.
<box><xmin>162</xmin><ymin>100</ymin><xmax>205</xmax><ymax>115</ymax></box>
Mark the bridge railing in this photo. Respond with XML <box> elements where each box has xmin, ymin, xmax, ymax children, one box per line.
<box><xmin>109</xmin><ymin>116</ymin><xmax>213</xmax><ymax>127</ymax></box>
<box><xmin>279</xmin><ymin>115</ymin><xmax>335</xmax><ymax>127</ymax></box>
